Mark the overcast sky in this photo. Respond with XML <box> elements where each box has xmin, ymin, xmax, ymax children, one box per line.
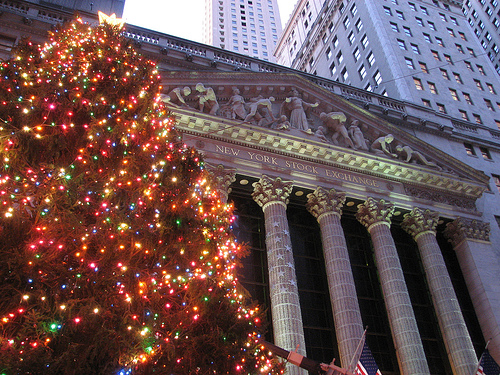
<box><xmin>122</xmin><ymin>0</ymin><xmax>296</xmax><ymax>42</ymax></box>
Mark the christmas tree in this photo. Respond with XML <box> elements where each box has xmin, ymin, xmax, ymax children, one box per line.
<box><xmin>0</xmin><ymin>16</ymin><xmax>283</xmax><ymax>375</ymax></box>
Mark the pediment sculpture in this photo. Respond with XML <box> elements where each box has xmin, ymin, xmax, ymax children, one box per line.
<box><xmin>162</xmin><ymin>83</ymin><xmax>443</xmax><ymax>171</ymax></box>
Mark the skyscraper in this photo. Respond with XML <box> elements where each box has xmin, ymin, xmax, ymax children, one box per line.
<box><xmin>462</xmin><ymin>0</ymin><xmax>500</xmax><ymax>75</ymax></box>
<box><xmin>275</xmin><ymin>0</ymin><xmax>500</xmax><ymax>128</ymax></box>
<box><xmin>203</xmin><ymin>0</ymin><xmax>282</xmax><ymax>61</ymax></box>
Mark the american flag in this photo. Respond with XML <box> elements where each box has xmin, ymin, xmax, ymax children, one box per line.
<box><xmin>476</xmin><ymin>349</ymin><xmax>500</xmax><ymax>375</ymax></box>
<box><xmin>354</xmin><ymin>342</ymin><xmax>382</xmax><ymax>375</ymax></box>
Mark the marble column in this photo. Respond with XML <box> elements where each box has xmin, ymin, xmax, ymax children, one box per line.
<box><xmin>402</xmin><ymin>208</ymin><xmax>477</xmax><ymax>375</ymax></box>
<box><xmin>445</xmin><ymin>218</ymin><xmax>500</xmax><ymax>364</ymax></box>
<box><xmin>357</xmin><ymin>197</ymin><xmax>430</xmax><ymax>375</ymax></box>
<box><xmin>252</xmin><ymin>175</ymin><xmax>307</xmax><ymax>375</ymax></box>
<box><xmin>306</xmin><ymin>187</ymin><xmax>364</xmax><ymax>369</ymax></box>
<box><xmin>205</xmin><ymin>163</ymin><xmax>236</xmax><ymax>204</ymax></box>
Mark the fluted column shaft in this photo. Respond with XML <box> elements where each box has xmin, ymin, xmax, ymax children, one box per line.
<box><xmin>357</xmin><ymin>198</ymin><xmax>430</xmax><ymax>375</ymax></box>
<box><xmin>307</xmin><ymin>187</ymin><xmax>364</xmax><ymax>369</ymax></box>
<box><xmin>445</xmin><ymin>218</ymin><xmax>500</xmax><ymax>364</ymax></box>
<box><xmin>252</xmin><ymin>176</ymin><xmax>306</xmax><ymax>375</ymax></box>
<box><xmin>402</xmin><ymin>208</ymin><xmax>476</xmax><ymax>375</ymax></box>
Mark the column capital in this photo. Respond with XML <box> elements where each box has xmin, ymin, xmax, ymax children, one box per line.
<box><xmin>206</xmin><ymin>163</ymin><xmax>236</xmax><ymax>203</ymax></box>
<box><xmin>401</xmin><ymin>208</ymin><xmax>440</xmax><ymax>240</ymax></box>
<box><xmin>306</xmin><ymin>186</ymin><xmax>346</xmax><ymax>220</ymax></box>
<box><xmin>252</xmin><ymin>175</ymin><xmax>293</xmax><ymax>209</ymax></box>
<box><xmin>444</xmin><ymin>217</ymin><xmax>491</xmax><ymax>247</ymax></box>
<box><xmin>356</xmin><ymin>197</ymin><xmax>394</xmax><ymax>230</ymax></box>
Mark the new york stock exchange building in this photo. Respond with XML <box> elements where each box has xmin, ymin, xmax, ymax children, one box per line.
<box><xmin>1</xmin><ymin>4</ymin><xmax>500</xmax><ymax>374</ymax></box>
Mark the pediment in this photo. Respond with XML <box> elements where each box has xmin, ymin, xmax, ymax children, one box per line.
<box><xmin>160</xmin><ymin>71</ymin><xmax>488</xmax><ymax>212</ymax></box>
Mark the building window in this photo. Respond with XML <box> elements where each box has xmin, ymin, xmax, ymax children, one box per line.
<box><xmin>454</xmin><ymin>73</ymin><xmax>463</xmax><ymax>84</ymax></box>
<box><xmin>410</xmin><ymin>43</ymin><xmax>420</xmax><ymax>54</ymax></box>
<box><xmin>484</xmin><ymin>99</ymin><xmax>494</xmax><ymax>111</ymax></box>
<box><xmin>348</xmin><ymin>31</ymin><xmax>356</xmax><ymax>45</ymax></box>
<box><xmin>367</xmin><ymin>51</ymin><xmax>375</xmax><ymax>67</ymax></box>
<box><xmin>441</xmin><ymin>69</ymin><xmax>449</xmax><ymax>80</ymax></box>
<box><xmin>432</xmin><ymin>50</ymin><xmax>441</xmax><ymax>61</ymax></box>
<box><xmin>436</xmin><ymin>37</ymin><xmax>445</xmax><ymax>47</ymax></box>
<box><xmin>359</xmin><ymin>65</ymin><xmax>367</xmax><ymax>79</ymax></box>
<box><xmin>450</xmin><ymin>16</ymin><xmax>459</xmax><ymax>25</ymax></box>
<box><xmin>342</xmin><ymin>67</ymin><xmax>349</xmax><ymax>81</ymax></box>
<box><xmin>355</xmin><ymin>19</ymin><xmax>363</xmax><ymax>31</ymax></box>
<box><xmin>333</xmin><ymin>36</ymin><xmax>339</xmax><ymax>48</ymax></box>
<box><xmin>405</xmin><ymin>57</ymin><xmax>415</xmax><ymax>69</ymax></box>
<box><xmin>423</xmin><ymin>33</ymin><xmax>432</xmax><ymax>43</ymax></box>
<box><xmin>487</xmin><ymin>83</ymin><xmax>496</xmax><ymax>94</ymax></box>
<box><xmin>421</xmin><ymin>6</ymin><xmax>429</xmax><ymax>15</ymax></box>
<box><xmin>419</xmin><ymin>62</ymin><xmax>429</xmax><ymax>73</ymax></box>
<box><xmin>450</xmin><ymin>88</ymin><xmax>459</xmax><ymax>100</ymax></box>
<box><xmin>474</xmin><ymin>79</ymin><xmax>484</xmax><ymax>90</ymax></box>
<box><xmin>496</xmin><ymin>120</ymin><xmax>500</xmax><ymax>130</ymax></box>
<box><xmin>463</xmin><ymin>92</ymin><xmax>473</xmax><ymax>105</ymax></box>
<box><xmin>464</xmin><ymin>142</ymin><xmax>476</xmax><ymax>155</ymax></box>
<box><xmin>330</xmin><ymin>61</ymin><xmax>337</xmax><ymax>75</ymax></box>
<box><xmin>374</xmin><ymin>70</ymin><xmax>382</xmax><ymax>85</ymax></box>
<box><xmin>337</xmin><ymin>51</ymin><xmax>344</xmax><ymax>63</ymax></box>
<box><xmin>397</xmin><ymin>39</ymin><xmax>407</xmax><ymax>50</ymax></box>
<box><xmin>493</xmin><ymin>175</ymin><xmax>500</xmax><ymax>192</ymax></box>
<box><xmin>437</xmin><ymin>103</ymin><xmax>447</xmax><ymax>113</ymax></box>
<box><xmin>447</xmin><ymin>28</ymin><xmax>455</xmax><ymax>37</ymax></box>
<box><xmin>353</xmin><ymin>47</ymin><xmax>360</xmax><ymax>61</ymax></box>
<box><xmin>422</xmin><ymin>99</ymin><xmax>431</xmax><ymax>107</ymax></box>
<box><xmin>480</xmin><ymin>147</ymin><xmax>491</xmax><ymax>159</ymax></box>
<box><xmin>459</xmin><ymin>31</ymin><xmax>467</xmax><ymax>41</ymax></box>
<box><xmin>343</xmin><ymin>17</ymin><xmax>351</xmax><ymax>29</ymax></box>
<box><xmin>473</xmin><ymin>113</ymin><xmax>483</xmax><ymax>124</ymax></box>
<box><xmin>428</xmin><ymin>21</ymin><xmax>437</xmax><ymax>30</ymax></box>
<box><xmin>456</xmin><ymin>44</ymin><xmax>464</xmax><ymax>53</ymax></box>
<box><xmin>361</xmin><ymin>35</ymin><xmax>369</xmax><ymax>49</ymax></box>
<box><xmin>477</xmin><ymin>65</ymin><xmax>486</xmax><ymax>75</ymax></box>
<box><xmin>326</xmin><ymin>47</ymin><xmax>332</xmax><ymax>60</ymax></box>
<box><xmin>409</xmin><ymin>2</ymin><xmax>417</xmax><ymax>11</ymax></box>
<box><xmin>444</xmin><ymin>54</ymin><xmax>453</xmax><ymax>64</ymax></box>
<box><xmin>416</xmin><ymin>17</ymin><xmax>424</xmax><ymax>26</ymax></box>
<box><xmin>396</xmin><ymin>10</ymin><xmax>405</xmax><ymax>19</ymax></box>
<box><xmin>465</xmin><ymin>61</ymin><xmax>474</xmax><ymax>71</ymax></box>
<box><xmin>384</xmin><ymin>6</ymin><xmax>393</xmax><ymax>16</ymax></box>
<box><xmin>439</xmin><ymin>13</ymin><xmax>447</xmax><ymax>22</ymax></box>
<box><xmin>428</xmin><ymin>82</ymin><xmax>438</xmax><ymax>94</ymax></box>
<box><xmin>414</xmin><ymin>77</ymin><xmax>424</xmax><ymax>90</ymax></box>
<box><xmin>351</xmin><ymin>3</ymin><xmax>358</xmax><ymax>15</ymax></box>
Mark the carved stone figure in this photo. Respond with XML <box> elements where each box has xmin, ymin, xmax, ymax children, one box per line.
<box><xmin>226</xmin><ymin>87</ymin><xmax>247</xmax><ymax>120</ymax></box>
<box><xmin>244</xmin><ymin>96</ymin><xmax>276</xmax><ymax>126</ymax></box>
<box><xmin>395</xmin><ymin>144</ymin><xmax>441</xmax><ymax>169</ymax></box>
<box><xmin>315</xmin><ymin>126</ymin><xmax>330</xmax><ymax>143</ymax></box>
<box><xmin>161</xmin><ymin>86</ymin><xmax>191</xmax><ymax>107</ymax></box>
<box><xmin>273</xmin><ymin>115</ymin><xmax>291</xmax><ymax>130</ymax></box>
<box><xmin>319</xmin><ymin>111</ymin><xmax>355</xmax><ymax>148</ymax></box>
<box><xmin>195</xmin><ymin>83</ymin><xmax>219</xmax><ymax>115</ymax></box>
<box><xmin>348</xmin><ymin>120</ymin><xmax>369</xmax><ymax>150</ymax></box>
<box><xmin>370</xmin><ymin>134</ymin><xmax>398</xmax><ymax>157</ymax></box>
<box><xmin>280</xmin><ymin>88</ymin><xmax>318</xmax><ymax>133</ymax></box>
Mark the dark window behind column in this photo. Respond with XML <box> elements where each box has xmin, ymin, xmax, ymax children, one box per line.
<box><xmin>287</xmin><ymin>202</ymin><xmax>338</xmax><ymax>364</ymax></box>
<box><xmin>342</xmin><ymin>214</ymin><xmax>399</xmax><ymax>374</ymax></box>
<box><xmin>391</xmin><ymin>225</ymin><xmax>451</xmax><ymax>375</ymax></box>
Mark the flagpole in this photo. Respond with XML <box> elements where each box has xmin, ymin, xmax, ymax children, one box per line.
<box><xmin>347</xmin><ymin>326</ymin><xmax>368</xmax><ymax>373</ymax></box>
<box><xmin>472</xmin><ymin>340</ymin><xmax>490</xmax><ymax>375</ymax></box>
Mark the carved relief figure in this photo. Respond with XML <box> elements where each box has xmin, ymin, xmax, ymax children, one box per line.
<box><xmin>315</xmin><ymin>126</ymin><xmax>330</xmax><ymax>143</ymax></box>
<box><xmin>370</xmin><ymin>134</ymin><xmax>398</xmax><ymax>157</ymax></box>
<box><xmin>281</xmin><ymin>88</ymin><xmax>318</xmax><ymax>133</ymax></box>
<box><xmin>244</xmin><ymin>96</ymin><xmax>276</xmax><ymax>126</ymax></box>
<box><xmin>348</xmin><ymin>120</ymin><xmax>369</xmax><ymax>150</ymax></box>
<box><xmin>274</xmin><ymin>115</ymin><xmax>291</xmax><ymax>130</ymax></box>
<box><xmin>225</xmin><ymin>87</ymin><xmax>247</xmax><ymax>120</ymax></box>
<box><xmin>319</xmin><ymin>111</ymin><xmax>355</xmax><ymax>148</ymax></box>
<box><xmin>161</xmin><ymin>86</ymin><xmax>191</xmax><ymax>107</ymax></box>
<box><xmin>395</xmin><ymin>144</ymin><xmax>441</xmax><ymax>169</ymax></box>
<box><xmin>195</xmin><ymin>83</ymin><xmax>219</xmax><ymax>115</ymax></box>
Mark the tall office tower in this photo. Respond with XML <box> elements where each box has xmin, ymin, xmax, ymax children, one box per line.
<box><xmin>24</xmin><ymin>0</ymin><xmax>125</xmax><ymax>15</ymax></box>
<box><xmin>462</xmin><ymin>0</ymin><xmax>500</xmax><ymax>75</ymax></box>
<box><xmin>203</xmin><ymin>0</ymin><xmax>282</xmax><ymax>61</ymax></box>
<box><xmin>275</xmin><ymin>0</ymin><xmax>500</xmax><ymax>129</ymax></box>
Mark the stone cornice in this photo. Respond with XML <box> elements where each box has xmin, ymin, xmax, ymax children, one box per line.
<box><xmin>172</xmin><ymin>108</ymin><xmax>485</xmax><ymax>202</ymax></box>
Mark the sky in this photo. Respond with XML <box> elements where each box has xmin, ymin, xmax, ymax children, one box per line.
<box><xmin>122</xmin><ymin>0</ymin><xmax>296</xmax><ymax>43</ymax></box>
